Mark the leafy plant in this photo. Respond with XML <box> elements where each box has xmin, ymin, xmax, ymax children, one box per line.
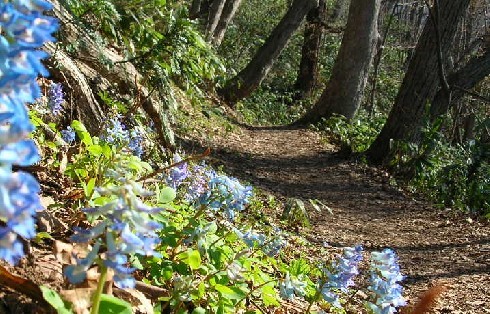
<box><xmin>317</xmin><ymin>111</ymin><xmax>386</xmax><ymax>153</ymax></box>
<box><xmin>390</xmin><ymin>117</ymin><xmax>490</xmax><ymax>216</ymax></box>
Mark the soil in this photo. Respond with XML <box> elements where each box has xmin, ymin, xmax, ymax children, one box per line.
<box><xmin>180</xmin><ymin>124</ymin><xmax>490</xmax><ymax>314</ymax></box>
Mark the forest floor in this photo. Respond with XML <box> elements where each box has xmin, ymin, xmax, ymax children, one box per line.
<box><xmin>180</xmin><ymin>123</ymin><xmax>490</xmax><ymax>314</ymax></box>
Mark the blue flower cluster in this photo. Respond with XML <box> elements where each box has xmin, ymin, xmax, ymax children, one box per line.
<box><xmin>48</xmin><ymin>82</ymin><xmax>63</xmax><ymax>115</ymax></box>
<box><xmin>321</xmin><ymin>245</ymin><xmax>363</xmax><ymax>308</ymax></box>
<box><xmin>166</xmin><ymin>153</ymin><xmax>190</xmax><ymax>189</ymax></box>
<box><xmin>233</xmin><ymin>228</ymin><xmax>266</xmax><ymax>248</ymax></box>
<box><xmin>233</xmin><ymin>227</ymin><xmax>287</xmax><ymax>257</ymax></box>
<box><xmin>366</xmin><ymin>249</ymin><xmax>406</xmax><ymax>314</ymax></box>
<box><xmin>61</xmin><ymin>126</ymin><xmax>75</xmax><ymax>144</ymax></box>
<box><xmin>128</xmin><ymin>129</ymin><xmax>144</xmax><ymax>158</ymax></box>
<box><xmin>0</xmin><ymin>0</ymin><xmax>58</xmax><ymax>265</ymax></box>
<box><xmin>100</xmin><ymin>116</ymin><xmax>144</xmax><ymax>157</ymax></box>
<box><xmin>183</xmin><ymin>163</ymin><xmax>215</xmax><ymax>202</ymax></box>
<box><xmin>65</xmin><ymin>180</ymin><xmax>164</xmax><ymax>288</ymax></box>
<box><xmin>262</xmin><ymin>233</ymin><xmax>287</xmax><ymax>257</ymax></box>
<box><xmin>100</xmin><ymin>116</ymin><xmax>129</xmax><ymax>145</ymax></box>
<box><xmin>167</xmin><ymin>158</ymin><xmax>252</xmax><ymax>221</ymax></box>
<box><xmin>279</xmin><ymin>272</ymin><xmax>307</xmax><ymax>300</ymax></box>
<box><xmin>199</xmin><ymin>174</ymin><xmax>253</xmax><ymax>220</ymax></box>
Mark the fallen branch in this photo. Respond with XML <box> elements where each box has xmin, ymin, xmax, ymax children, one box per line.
<box><xmin>0</xmin><ymin>265</ymin><xmax>54</xmax><ymax>311</ymax></box>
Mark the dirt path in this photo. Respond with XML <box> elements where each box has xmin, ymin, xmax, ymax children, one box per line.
<box><xmin>182</xmin><ymin>126</ymin><xmax>490</xmax><ymax>313</ymax></box>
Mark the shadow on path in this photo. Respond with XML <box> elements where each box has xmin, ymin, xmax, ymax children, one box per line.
<box><xmin>178</xmin><ymin>127</ymin><xmax>490</xmax><ymax>312</ymax></box>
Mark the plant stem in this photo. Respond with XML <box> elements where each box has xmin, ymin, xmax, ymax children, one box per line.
<box><xmin>90</xmin><ymin>265</ymin><xmax>108</xmax><ymax>314</ymax></box>
<box><xmin>306</xmin><ymin>285</ymin><xmax>321</xmax><ymax>313</ymax></box>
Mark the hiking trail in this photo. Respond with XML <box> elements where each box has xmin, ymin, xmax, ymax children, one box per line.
<box><xmin>181</xmin><ymin>125</ymin><xmax>490</xmax><ymax>313</ymax></box>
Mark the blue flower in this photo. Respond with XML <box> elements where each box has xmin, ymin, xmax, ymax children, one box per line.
<box><xmin>183</xmin><ymin>164</ymin><xmax>215</xmax><ymax>202</ymax></box>
<box><xmin>321</xmin><ymin>245</ymin><xmax>363</xmax><ymax>308</ymax></box>
<box><xmin>279</xmin><ymin>273</ymin><xmax>307</xmax><ymax>300</ymax></box>
<box><xmin>66</xmin><ymin>180</ymin><xmax>164</xmax><ymax>288</ymax></box>
<box><xmin>61</xmin><ymin>126</ymin><xmax>75</xmax><ymax>143</ymax></box>
<box><xmin>0</xmin><ymin>0</ymin><xmax>58</xmax><ymax>265</ymax></box>
<box><xmin>128</xmin><ymin>129</ymin><xmax>143</xmax><ymax>157</ymax></box>
<box><xmin>199</xmin><ymin>174</ymin><xmax>252</xmax><ymax>220</ymax></box>
<box><xmin>100</xmin><ymin>116</ymin><xmax>129</xmax><ymax>145</ymax></box>
<box><xmin>0</xmin><ymin>228</ymin><xmax>25</xmax><ymax>265</ymax></box>
<box><xmin>64</xmin><ymin>242</ymin><xmax>101</xmax><ymax>284</ymax></box>
<box><xmin>233</xmin><ymin>228</ymin><xmax>266</xmax><ymax>248</ymax></box>
<box><xmin>166</xmin><ymin>153</ymin><xmax>190</xmax><ymax>189</ymax></box>
<box><xmin>366</xmin><ymin>249</ymin><xmax>406</xmax><ymax>314</ymax></box>
<box><xmin>262</xmin><ymin>233</ymin><xmax>287</xmax><ymax>257</ymax></box>
<box><xmin>48</xmin><ymin>83</ymin><xmax>63</xmax><ymax>115</ymax></box>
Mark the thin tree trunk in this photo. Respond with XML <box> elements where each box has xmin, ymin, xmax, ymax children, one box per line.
<box><xmin>294</xmin><ymin>0</ymin><xmax>327</xmax><ymax>99</ymax></box>
<box><xmin>219</xmin><ymin>0</ymin><xmax>318</xmax><ymax>105</ymax></box>
<box><xmin>295</xmin><ymin>0</ymin><xmax>381</xmax><ymax>124</ymax></box>
<box><xmin>329</xmin><ymin>0</ymin><xmax>349</xmax><ymax>24</ymax></box>
<box><xmin>189</xmin><ymin>0</ymin><xmax>202</xmax><ymax>20</ymax></box>
<box><xmin>212</xmin><ymin>0</ymin><xmax>243</xmax><ymax>46</ymax></box>
<box><xmin>206</xmin><ymin>0</ymin><xmax>227</xmax><ymax>40</ymax></box>
<box><xmin>366</xmin><ymin>0</ymin><xmax>471</xmax><ymax>165</ymax></box>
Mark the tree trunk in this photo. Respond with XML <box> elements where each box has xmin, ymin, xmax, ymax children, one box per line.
<box><xmin>189</xmin><ymin>0</ymin><xmax>202</xmax><ymax>19</ymax></box>
<box><xmin>295</xmin><ymin>0</ymin><xmax>381</xmax><ymax>124</ymax></box>
<box><xmin>206</xmin><ymin>0</ymin><xmax>227</xmax><ymax>41</ymax></box>
<box><xmin>48</xmin><ymin>0</ymin><xmax>175</xmax><ymax>151</ymax></box>
<box><xmin>366</xmin><ymin>0</ymin><xmax>471</xmax><ymax>164</ymax></box>
<box><xmin>212</xmin><ymin>0</ymin><xmax>243</xmax><ymax>46</ymax></box>
<box><xmin>430</xmin><ymin>49</ymin><xmax>490</xmax><ymax>119</ymax></box>
<box><xmin>329</xmin><ymin>0</ymin><xmax>349</xmax><ymax>24</ymax></box>
<box><xmin>219</xmin><ymin>0</ymin><xmax>319</xmax><ymax>105</ymax></box>
<box><xmin>294</xmin><ymin>0</ymin><xmax>327</xmax><ymax>99</ymax></box>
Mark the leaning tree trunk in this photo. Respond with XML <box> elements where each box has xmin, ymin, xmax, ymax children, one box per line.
<box><xmin>47</xmin><ymin>0</ymin><xmax>175</xmax><ymax>151</ymax></box>
<box><xmin>294</xmin><ymin>0</ymin><xmax>327</xmax><ymax>99</ymax></box>
<box><xmin>211</xmin><ymin>0</ymin><xmax>243</xmax><ymax>46</ymax></box>
<box><xmin>295</xmin><ymin>0</ymin><xmax>381</xmax><ymax>124</ymax></box>
<box><xmin>206</xmin><ymin>0</ymin><xmax>227</xmax><ymax>41</ymax></box>
<box><xmin>366</xmin><ymin>0</ymin><xmax>471</xmax><ymax>164</ymax></box>
<box><xmin>219</xmin><ymin>0</ymin><xmax>319</xmax><ymax>105</ymax></box>
<box><xmin>430</xmin><ymin>48</ymin><xmax>490</xmax><ymax>119</ymax></box>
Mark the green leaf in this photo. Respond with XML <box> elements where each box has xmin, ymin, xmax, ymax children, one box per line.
<box><xmin>261</xmin><ymin>284</ymin><xmax>279</xmax><ymax>306</ymax></box>
<box><xmin>178</xmin><ymin>249</ymin><xmax>201</xmax><ymax>270</ymax></box>
<box><xmin>214</xmin><ymin>284</ymin><xmax>246</xmax><ymax>300</ymax></box>
<box><xmin>192</xmin><ymin>308</ymin><xmax>206</xmax><ymax>314</ymax></box>
<box><xmin>158</xmin><ymin>186</ymin><xmax>176</xmax><ymax>203</ymax></box>
<box><xmin>71</xmin><ymin>120</ymin><xmax>92</xmax><ymax>146</ymax></box>
<box><xmin>46</xmin><ymin>141</ymin><xmax>58</xmax><ymax>150</ymax></box>
<box><xmin>98</xmin><ymin>294</ymin><xmax>132</xmax><ymax>314</ymax></box>
<box><xmin>34</xmin><ymin>232</ymin><xmax>53</xmax><ymax>244</ymax></box>
<box><xmin>87</xmin><ymin>145</ymin><xmax>103</xmax><ymax>157</ymax></box>
<box><xmin>40</xmin><ymin>286</ymin><xmax>73</xmax><ymax>314</ymax></box>
<box><xmin>93</xmin><ymin>196</ymin><xmax>111</xmax><ymax>206</ymax></box>
<box><xmin>71</xmin><ymin>120</ymin><xmax>87</xmax><ymax>132</ymax></box>
<box><xmin>101</xmin><ymin>144</ymin><xmax>112</xmax><ymax>158</ymax></box>
<box><xmin>83</xmin><ymin>177</ymin><xmax>96</xmax><ymax>198</ymax></box>
<box><xmin>74</xmin><ymin>168</ymin><xmax>88</xmax><ymax>180</ymax></box>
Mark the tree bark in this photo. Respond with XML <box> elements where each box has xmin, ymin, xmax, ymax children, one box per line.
<box><xmin>48</xmin><ymin>0</ymin><xmax>175</xmax><ymax>151</ymax></box>
<box><xmin>219</xmin><ymin>0</ymin><xmax>319</xmax><ymax>105</ymax></box>
<box><xmin>366</xmin><ymin>0</ymin><xmax>471</xmax><ymax>165</ymax></box>
<box><xmin>430</xmin><ymin>49</ymin><xmax>490</xmax><ymax>119</ymax></box>
<box><xmin>212</xmin><ymin>0</ymin><xmax>243</xmax><ymax>46</ymax></box>
<box><xmin>329</xmin><ymin>0</ymin><xmax>349</xmax><ymax>24</ymax></box>
<box><xmin>295</xmin><ymin>0</ymin><xmax>381</xmax><ymax>124</ymax></box>
<box><xmin>206</xmin><ymin>0</ymin><xmax>227</xmax><ymax>41</ymax></box>
<box><xmin>294</xmin><ymin>0</ymin><xmax>327</xmax><ymax>99</ymax></box>
<box><xmin>189</xmin><ymin>0</ymin><xmax>202</xmax><ymax>20</ymax></box>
